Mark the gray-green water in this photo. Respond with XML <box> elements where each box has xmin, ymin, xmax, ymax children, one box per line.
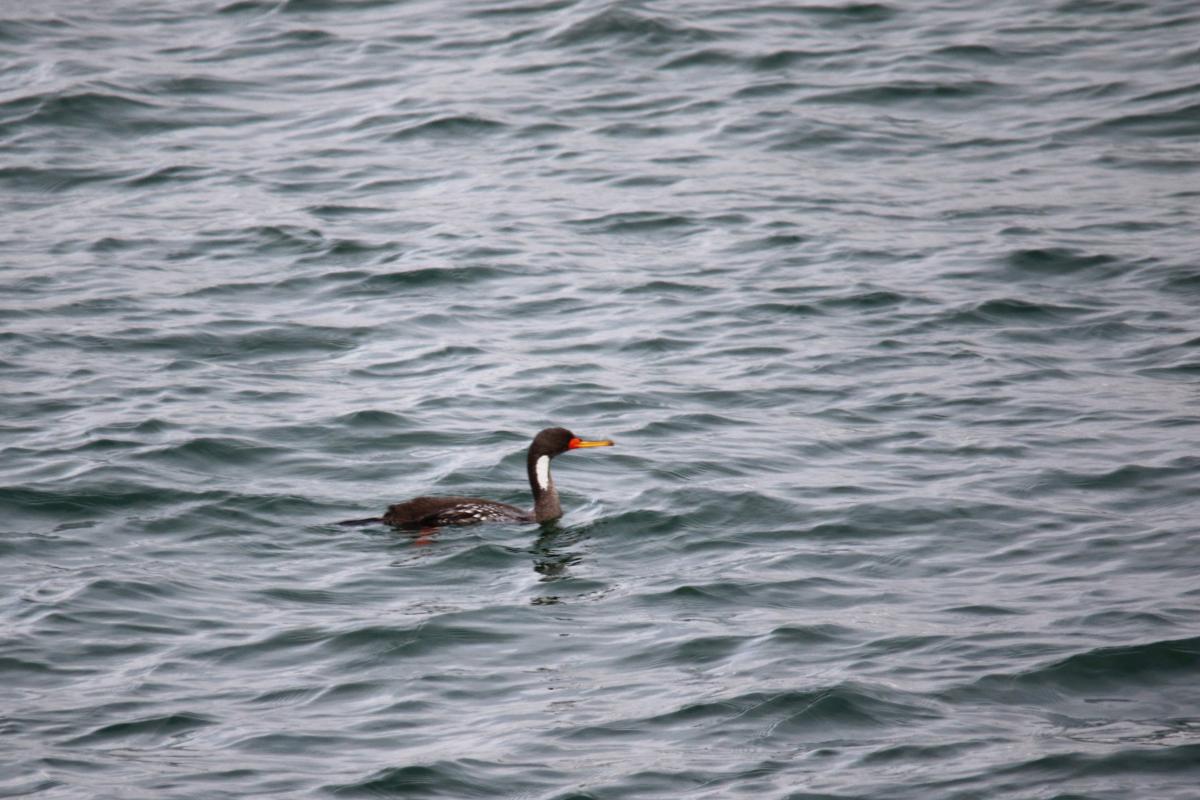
<box><xmin>4</xmin><ymin>1</ymin><xmax>1200</xmax><ymax>797</ymax></box>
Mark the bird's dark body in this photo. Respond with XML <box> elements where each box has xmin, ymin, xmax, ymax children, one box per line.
<box><xmin>382</xmin><ymin>496</ymin><xmax>532</xmax><ymax>528</ymax></box>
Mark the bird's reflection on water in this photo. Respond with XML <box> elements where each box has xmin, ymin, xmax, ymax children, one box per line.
<box><xmin>382</xmin><ymin>520</ymin><xmax>594</xmax><ymax>603</ymax></box>
<box><xmin>529</xmin><ymin>522</ymin><xmax>590</xmax><ymax>605</ymax></box>
<box><xmin>531</xmin><ymin>522</ymin><xmax>586</xmax><ymax>578</ymax></box>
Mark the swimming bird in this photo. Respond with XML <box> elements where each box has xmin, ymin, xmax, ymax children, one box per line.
<box><xmin>339</xmin><ymin>427</ymin><xmax>614</xmax><ymax>528</ymax></box>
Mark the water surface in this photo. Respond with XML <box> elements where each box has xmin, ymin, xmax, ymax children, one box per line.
<box><xmin>3</xmin><ymin>1</ymin><xmax>1200</xmax><ymax>797</ymax></box>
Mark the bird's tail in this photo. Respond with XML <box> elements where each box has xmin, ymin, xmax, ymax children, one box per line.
<box><xmin>336</xmin><ymin>516</ymin><xmax>383</xmax><ymax>526</ymax></box>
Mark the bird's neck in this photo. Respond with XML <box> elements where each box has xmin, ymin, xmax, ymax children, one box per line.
<box><xmin>527</xmin><ymin>452</ymin><xmax>562</xmax><ymax>523</ymax></box>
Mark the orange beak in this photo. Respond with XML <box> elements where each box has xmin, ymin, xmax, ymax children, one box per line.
<box><xmin>568</xmin><ymin>437</ymin><xmax>614</xmax><ymax>449</ymax></box>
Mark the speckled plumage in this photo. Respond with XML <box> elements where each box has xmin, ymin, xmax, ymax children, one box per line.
<box><xmin>382</xmin><ymin>496</ymin><xmax>532</xmax><ymax>527</ymax></box>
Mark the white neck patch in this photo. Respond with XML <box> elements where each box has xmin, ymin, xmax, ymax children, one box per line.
<box><xmin>535</xmin><ymin>455</ymin><xmax>551</xmax><ymax>491</ymax></box>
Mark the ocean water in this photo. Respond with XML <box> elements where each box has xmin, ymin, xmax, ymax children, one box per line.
<box><xmin>3</xmin><ymin>0</ymin><xmax>1200</xmax><ymax>797</ymax></box>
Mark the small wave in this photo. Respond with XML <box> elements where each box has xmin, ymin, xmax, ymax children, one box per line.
<box><xmin>332</xmin><ymin>409</ymin><xmax>411</xmax><ymax>429</ymax></box>
<box><xmin>660</xmin><ymin>48</ymin><xmax>742</xmax><ymax>70</ymax></box>
<box><xmin>752</xmin><ymin>47</ymin><xmax>848</xmax><ymax>70</ymax></box>
<box><xmin>1003</xmin><ymin>247</ymin><xmax>1125</xmax><ymax>280</ymax></box>
<box><xmin>327</xmin><ymin>761</ymin><xmax>544</xmax><ymax>799</ymax></box>
<box><xmin>1137</xmin><ymin>361</ymin><xmax>1200</xmax><ymax>381</ymax></box>
<box><xmin>194</xmin><ymin>223</ymin><xmax>326</xmax><ymax>255</ymax></box>
<box><xmin>949</xmin><ymin>296</ymin><xmax>1090</xmax><ymax>326</ymax></box>
<box><xmin>724</xmin><ymin>232</ymin><xmax>809</xmax><ymax>252</ymax></box>
<box><xmin>987</xmin><ymin>743</ymin><xmax>1200</xmax><ymax>789</ymax></box>
<box><xmin>732</xmin><ymin>80</ymin><xmax>803</xmax><ymax>100</ymax></box>
<box><xmin>195</xmin><ymin>611</ymin><xmax>529</xmax><ymax>671</ymax></box>
<box><xmin>796</xmin><ymin>3</ymin><xmax>898</xmax><ymax>24</ymax></box>
<box><xmin>4</xmin><ymin>90</ymin><xmax>158</xmax><ymax>131</ymax></box>
<box><xmin>0</xmin><ymin>484</ymin><xmax>231</xmax><ymax>520</ymax></box>
<box><xmin>141</xmin><ymin>436</ymin><xmax>286</xmax><ymax>470</ymax></box>
<box><xmin>636</xmin><ymin>574</ymin><xmax>874</xmax><ymax>612</ymax></box>
<box><xmin>565</xmin><ymin>682</ymin><xmax>939</xmax><ymax>745</ymax></box>
<box><xmin>335</xmin><ymin>265</ymin><xmax>507</xmax><ymax>295</ymax></box>
<box><xmin>0</xmin><ymin>654</ymin><xmax>94</xmax><ymax>685</ymax></box>
<box><xmin>545</xmin><ymin>7</ymin><xmax>717</xmax><ymax>49</ymax></box>
<box><xmin>1085</xmin><ymin>100</ymin><xmax>1200</xmax><ymax>138</ymax></box>
<box><xmin>567</xmin><ymin>211</ymin><xmax>699</xmax><ymax>236</ymax></box>
<box><xmin>121</xmin><ymin>164</ymin><xmax>209</xmax><ymax>188</ymax></box>
<box><xmin>222</xmin><ymin>0</ymin><xmax>396</xmax><ymax>14</ymax></box>
<box><xmin>305</xmin><ymin>203</ymin><xmax>390</xmax><ymax>219</ymax></box>
<box><xmin>63</xmin><ymin>576</ymin><xmax>179</xmax><ymax>605</ymax></box>
<box><xmin>234</xmin><ymin>731</ymin><xmax>350</xmax><ymax>755</ymax></box>
<box><xmin>808</xmin><ymin>79</ymin><xmax>1000</xmax><ymax>105</ymax></box>
<box><xmin>0</xmin><ymin>164</ymin><xmax>130</xmax><ymax>195</ymax></box>
<box><xmin>67</xmin><ymin>322</ymin><xmax>369</xmax><ymax>359</ymax></box>
<box><xmin>63</xmin><ymin>712</ymin><xmax>217</xmax><ymax>747</ymax></box>
<box><xmin>958</xmin><ymin>636</ymin><xmax>1200</xmax><ymax>701</ymax></box>
<box><xmin>618</xmin><ymin>279</ymin><xmax>720</xmax><ymax>297</ymax></box>
<box><xmin>930</xmin><ymin>43</ymin><xmax>1011</xmax><ymax>62</ymax></box>
<box><xmin>816</xmin><ymin>289</ymin><xmax>910</xmax><ymax>311</ymax></box>
<box><xmin>720</xmin><ymin>3</ymin><xmax>898</xmax><ymax>26</ymax></box>
<box><xmin>594</xmin><ymin>120</ymin><xmax>679</xmax><ymax>139</ymax></box>
<box><xmin>760</xmin><ymin>121</ymin><xmax>858</xmax><ymax>151</ymax></box>
<box><xmin>9</xmin><ymin>88</ymin><xmax>262</xmax><ymax>136</ymax></box>
<box><xmin>326</xmin><ymin>619</ymin><xmax>516</xmax><ymax>654</ymax></box>
<box><xmin>385</xmin><ymin>114</ymin><xmax>506</xmax><ymax>142</ymax></box>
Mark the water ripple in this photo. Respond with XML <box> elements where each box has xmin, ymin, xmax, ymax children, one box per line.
<box><xmin>3</xmin><ymin>0</ymin><xmax>1200</xmax><ymax>797</ymax></box>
